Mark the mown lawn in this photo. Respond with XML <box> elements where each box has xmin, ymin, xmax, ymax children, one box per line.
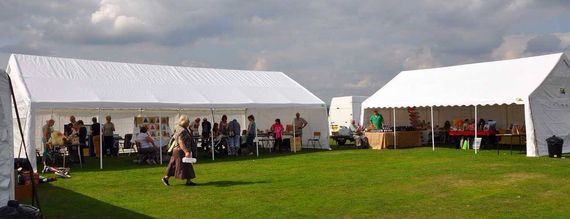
<box><xmin>32</xmin><ymin>146</ymin><xmax>570</xmax><ymax>218</ymax></box>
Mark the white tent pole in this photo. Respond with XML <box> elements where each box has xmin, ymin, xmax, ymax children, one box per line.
<box><xmin>243</xmin><ymin>108</ymin><xmax>247</xmax><ymax>134</ymax></box>
<box><xmin>159</xmin><ymin>110</ymin><xmax>163</xmax><ymax>165</ymax></box>
<box><xmin>393</xmin><ymin>108</ymin><xmax>397</xmax><ymax>149</ymax></box>
<box><xmin>506</xmin><ymin>105</ymin><xmax>509</xmax><ymax>130</ymax></box>
<box><xmin>210</xmin><ymin>108</ymin><xmax>215</xmax><ymax>161</ymax></box>
<box><xmin>431</xmin><ymin>106</ymin><xmax>435</xmax><ymax>151</ymax></box>
<box><xmin>98</xmin><ymin>108</ymin><xmax>103</xmax><ymax>169</ymax></box>
<box><xmin>256</xmin><ymin>121</ymin><xmax>259</xmax><ymax>157</ymax></box>
<box><xmin>293</xmin><ymin>118</ymin><xmax>296</xmax><ymax>153</ymax></box>
<box><xmin>244</xmin><ymin>108</ymin><xmax>247</xmax><ymax>156</ymax></box>
<box><xmin>474</xmin><ymin>105</ymin><xmax>478</xmax><ymax>154</ymax></box>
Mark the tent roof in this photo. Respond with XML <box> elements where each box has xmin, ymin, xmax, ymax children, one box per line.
<box><xmin>8</xmin><ymin>54</ymin><xmax>325</xmax><ymax>109</ymax></box>
<box><xmin>362</xmin><ymin>53</ymin><xmax>566</xmax><ymax>109</ymax></box>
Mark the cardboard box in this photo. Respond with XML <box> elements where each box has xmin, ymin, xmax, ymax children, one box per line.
<box><xmin>15</xmin><ymin>183</ymin><xmax>32</xmax><ymax>200</ymax></box>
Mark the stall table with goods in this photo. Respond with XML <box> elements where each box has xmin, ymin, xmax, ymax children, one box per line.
<box><xmin>448</xmin><ymin>130</ymin><xmax>497</xmax><ymax>149</ymax></box>
<box><xmin>365</xmin><ymin>130</ymin><xmax>422</xmax><ymax>150</ymax></box>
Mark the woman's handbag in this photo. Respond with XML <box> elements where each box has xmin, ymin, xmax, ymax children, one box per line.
<box><xmin>167</xmin><ymin>136</ymin><xmax>177</xmax><ymax>155</ymax></box>
<box><xmin>182</xmin><ymin>157</ymin><xmax>197</xmax><ymax>163</ymax></box>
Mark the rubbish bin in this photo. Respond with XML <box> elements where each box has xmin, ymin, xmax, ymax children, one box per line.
<box><xmin>546</xmin><ymin>135</ymin><xmax>564</xmax><ymax>158</ymax></box>
<box><xmin>0</xmin><ymin>200</ymin><xmax>41</xmax><ymax>218</ymax></box>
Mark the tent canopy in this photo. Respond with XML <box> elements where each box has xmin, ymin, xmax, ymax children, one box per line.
<box><xmin>362</xmin><ymin>53</ymin><xmax>564</xmax><ymax>109</ymax></box>
<box><xmin>9</xmin><ymin>54</ymin><xmax>325</xmax><ymax>109</ymax></box>
<box><xmin>7</xmin><ymin>54</ymin><xmax>329</xmax><ymax>170</ymax></box>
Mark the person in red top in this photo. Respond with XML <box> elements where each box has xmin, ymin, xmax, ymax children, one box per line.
<box><xmin>270</xmin><ymin>119</ymin><xmax>284</xmax><ymax>152</ymax></box>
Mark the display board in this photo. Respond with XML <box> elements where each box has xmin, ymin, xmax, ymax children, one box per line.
<box><xmin>133</xmin><ymin>116</ymin><xmax>172</xmax><ymax>141</ymax></box>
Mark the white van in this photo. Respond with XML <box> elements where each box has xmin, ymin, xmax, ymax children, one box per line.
<box><xmin>328</xmin><ymin>96</ymin><xmax>367</xmax><ymax>145</ymax></box>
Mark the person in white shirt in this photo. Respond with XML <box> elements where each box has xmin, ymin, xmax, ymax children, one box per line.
<box><xmin>349</xmin><ymin>120</ymin><xmax>366</xmax><ymax>148</ymax></box>
<box><xmin>189</xmin><ymin>118</ymin><xmax>201</xmax><ymax>136</ymax></box>
<box><xmin>136</xmin><ymin>126</ymin><xmax>158</xmax><ymax>164</ymax></box>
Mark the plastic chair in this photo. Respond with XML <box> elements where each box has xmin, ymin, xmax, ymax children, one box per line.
<box><xmin>307</xmin><ymin>132</ymin><xmax>321</xmax><ymax>149</ymax></box>
<box><xmin>120</xmin><ymin>134</ymin><xmax>136</xmax><ymax>155</ymax></box>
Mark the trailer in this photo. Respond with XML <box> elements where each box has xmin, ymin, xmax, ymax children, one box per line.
<box><xmin>328</xmin><ymin>96</ymin><xmax>367</xmax><ymax>145</ymax></box>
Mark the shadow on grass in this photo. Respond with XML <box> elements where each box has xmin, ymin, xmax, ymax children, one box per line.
<box><xmin>53</xmin><ymin>148</ymin><xmax>334</xmax><ymax>173</ymax></box>
<box><xmin>195</xmin><ymin>180</ymin><xmax>270</xmax><ymax>187</ymax></box>
<box><xmin>46</xmin><ymin>156</ymin><xmax>162</xmax><ymax>173</ymax></box>
<box><xmin>38</xmin><ymin>184</ymin><xmax>152</xmax><ymax>218</ymax></box>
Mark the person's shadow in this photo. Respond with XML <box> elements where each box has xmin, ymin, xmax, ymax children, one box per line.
<box><xmin>195</xmin><ymin>180</ymin><xmax>270</xmax><ymax>187</ymax></box>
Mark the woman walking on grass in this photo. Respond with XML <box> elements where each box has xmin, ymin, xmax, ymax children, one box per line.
<box><xmin>162</xmin><ymin>115</ymin><xmax>197</xmax><ymax>186</ymax></box>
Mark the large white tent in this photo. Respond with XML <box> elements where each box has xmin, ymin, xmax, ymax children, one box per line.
<box><xmin>362</xmin><ymin>53</ymin><xmax>570</xmax><ymax>157</ymax></box>
<box><xmin>0</xmin><ymin>71</ymin><xmax>14</xmax><ymax>206</ymax></box>
<box><xmin>7</xmin><ymin>54</ymin><xmax>329</xmax><ymax>170</ymax></box>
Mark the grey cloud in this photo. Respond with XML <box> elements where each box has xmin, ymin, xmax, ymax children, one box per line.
<box><xmin>525</xmin><ymin>34</ymin><xmax>562</xmax><ymax>54</ymax></box>
<box><xmin>0</xmin><ymin>0</ymin><xmax>569</xmax><ymax>104</ymax></box>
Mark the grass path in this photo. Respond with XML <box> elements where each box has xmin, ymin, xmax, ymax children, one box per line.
<box><xmin>36</xmin><ymin>147</ymin><xmax>570</xmax><ymax>218</ymax></box>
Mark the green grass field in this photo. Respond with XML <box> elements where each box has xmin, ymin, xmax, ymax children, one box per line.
<box><xmin>33</xmin><ymin>146</ymin><xmax>570</xmax><ymax>218</ymax></box>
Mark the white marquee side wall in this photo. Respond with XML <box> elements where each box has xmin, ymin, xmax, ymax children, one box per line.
<box><xmin>529</xmin><ymin>56</ymin><xmax>570</xmax><ymax>156</ymax></box>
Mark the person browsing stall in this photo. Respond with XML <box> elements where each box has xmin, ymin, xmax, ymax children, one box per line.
<box><xmin>90</xmin><ymin>117</ymin><xmax>100</xmax><ymax>157</ymax></box>
<box><xmin>219</xmin><ymin>115</ymin><xmax>229</xmax><ymax>136</ymax></box>
<box><xmin>189</xmin><ymin>118</ymin><xmax>201</xmax><ymax>136</ymax></box>
<box><xmin>228</xmin><ymin>119</ymin><xmax>241</xmax><ymax>156</ymax></box>
<box><xmin>76</xmin><ymin>120</ymin><xmax>88</xmax><ymax>158</ymax></box>
<box><xmin>245</xmin><ymin>115</ymin><xmax>256</xmax><ymax>155</ymax></box>
<box><xmin>189</xmin><ymin>117</ymin><xmax>201</xmax><ymax>157</ymax></box>
<box><xmin>271</xmin><ymin>119</ymin><xmax>284</xmax><ymax>152</ymax></box>
<box><xmin>103</xmin><ymin>115</ymin><xmax>116</xmax><ymax>156</ymax></box>
<box><xmin>64</xmin><ymin>115</ymin><xmax>77</xmax><ymax>137</ymax></box>
<box><xmin>41</xmin><ymin>119</ymin><xmax>55</xmax><ymax>159</ymax></box>
<box><xmin>137</xmin><ymin>126</ymin><xmax>158</xmax><ymax>164</ymax></box>
<box><xmin>201</xmin><ymin>118</ymin><xmax>212</xmax><ymax>147</ymax></box>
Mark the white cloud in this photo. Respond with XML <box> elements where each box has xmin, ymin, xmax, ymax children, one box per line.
<box><xmin>91</xmin><ymin>0</ymin><xmax>119</xmax><ymax>24</ymax></box>
<box><xmin>90</xmin><ymin>0</ymin><xmax>149</xmax><ymax>34</ymax></box>
<box><xmin>252</xmin><ymin>57</ymin><xmax>268</xmax><ymax>71</ymax></box>
<box><xmin>491</xmin><ymin>35</ymin><xmax>531</xmax><ymax>60</ymax></box>
<box><xmin>403</xmin><ymin>47</ymin><xmax>441</xmax><ymax>70</ymax></box>
<box><xmin>492</xmin><ymin>32</ymin><xmax>570</xmax><ymax>60</ymax></box>
<box><xmin>344</xmin><ymin>77</ymin><xmax>374</xmax><ymax>89</ymax></box>
<box><xmin>113</xmin><ymin>15</ymin><xmax>146</xmax><ymax>33</ymax></box>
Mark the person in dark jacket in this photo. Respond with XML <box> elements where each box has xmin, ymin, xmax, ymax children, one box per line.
<box><xmin>245</xmin><ymin>115</ymin><xmax>256</xmax><ymax>155</ymax></box>
<box><xmin>70</xmin><ymin>120</ymin><xmax>87</xmax><ymax>164</ymax></box>
<box><xmin>228</xmin><ymin>119</ymin><xmax>241</xmax><ymax>156</ymax></box>
<box><xmin>90</xmin><ymin>117</ymin><xmax>100</xmax><ymax>157</ymax></box>
<box><xmin>201</xmin><ymin>118</ymin><xmax>212</xmax><ymax>147</ymax></box>
<box><xmin>64</xmin><ymin>115</ymin><xmax>77</xmax><ymax>137</ymax></box>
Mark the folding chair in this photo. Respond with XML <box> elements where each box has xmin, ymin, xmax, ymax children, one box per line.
<box><xmin>307</xmin><ymin>131</ymin><xmax>321</xmax><ymax>149</ymax></box>
<box><xmin>120</xmin><ymin>134</ymin><xmax>136</xmax><ymax>156</ymax></box>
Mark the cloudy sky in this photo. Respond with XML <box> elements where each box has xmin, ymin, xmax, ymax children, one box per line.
<box><xmin>1</xmin><ymin>0</ymin><xmax>569</xmax><ymax>104</ymax></box>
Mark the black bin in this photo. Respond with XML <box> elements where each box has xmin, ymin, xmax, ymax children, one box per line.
<box><xmin>0</xmin><ymin>200</ymin><xmax>41</xmax><ymax>218</ymax></box>
<box><xmin>546</xmin><ymin>135</ymin><xmax>564</xmax><ymax>158</ymax></box>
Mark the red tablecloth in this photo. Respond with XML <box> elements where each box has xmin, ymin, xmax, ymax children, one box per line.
<box><xmin>448</xmin><ymin>131</ymin><xmax>496</xmax><ymax>136</ymax></box>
